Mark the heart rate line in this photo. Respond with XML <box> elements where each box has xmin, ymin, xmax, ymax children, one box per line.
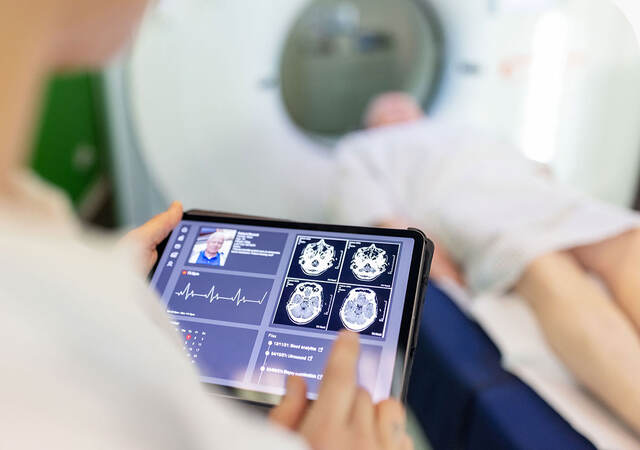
<box><xmin>175</xmin><ymin>282</ymin><xmax>269</xmax><ymax>307</ymax></box>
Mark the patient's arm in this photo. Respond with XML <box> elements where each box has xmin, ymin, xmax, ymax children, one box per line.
<box><xmin>516</xmin><ymin>251</ymin><xmax>640</xmax><ymax>433</ymax></box>
<box><xmin>376</xmin><ymin>218</ymin><xmax>465</xmax><ymax>286</ymax></box>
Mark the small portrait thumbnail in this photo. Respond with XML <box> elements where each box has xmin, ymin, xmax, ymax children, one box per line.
<box><xmin>188</xmin><ymin>228</ymin><xmax>237</xmax><ymax>267</ymax></box>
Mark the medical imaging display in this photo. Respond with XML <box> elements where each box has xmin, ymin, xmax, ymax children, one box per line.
<box><xmin>351</xmin><ymin>244</ymin><xmax>389</xmax><ymax>281</ymax></box>
<box><xmin>329</xmin><ymin>285</ymin><xmax>391</xmax><ymax>337</ymax></box>
<box><xmin>287</xmin><ymin>236</ymin><xmax>346</xmax><ymax>282</ymax></box>
<box><xmin>339</xmin><ymin>287</ymin><xmax>378</xmax><ymax>332</ymax></box>
<box><xmin>273</xmin><ymin>279</ymin><xmax>336</xmax><ymax>329</ymax></box>
<box><xmin>299</xmin><ymin>239</ymin><xmax>335</xmax><ymax>276</ymax></box>
<box><xmin>341</xmin><ymin>241</ymin><xmax>399</xmax><ymax>287</ymax></box>
<box><xmin>150</xmin><ymin>219</ymin><xmax>414</xmax><ymax>402</ymax></box>
<box><xmin>274</xmin><ymin>236</ymin><xmax>397</xmax><ymax>337</ymax></box>
<box><xmin>286</xmin><ymin>282</ymin><xmax>324</xmax><ymax>325</ymax></box>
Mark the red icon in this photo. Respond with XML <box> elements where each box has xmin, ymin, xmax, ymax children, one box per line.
<box><xmin>186</xmin><ymin>334</ymin><xmax>192</xmax><ymax>340</ymax></box>
<box><xmin>182</xmin><ymin>270</ymin><xmax>187</xmax><ymax>275</ymax></box>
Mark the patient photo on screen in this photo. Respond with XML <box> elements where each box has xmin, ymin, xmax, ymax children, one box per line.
<box><xmin>188</xmin><ymin>228</ymin><xmax>237</xmax><ymax>267</ymax></box>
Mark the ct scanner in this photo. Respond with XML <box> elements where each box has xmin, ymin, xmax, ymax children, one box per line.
<box><xmin>104</xmin><ymin>3</ymin><xmax>640</xmax><ymax>444</ymax></box>
<box><xmin>106</xmin><ymin>0</ymin><xmax>640</xmax><ymax>226</ymax></box>
<box><xmin>108</xmin><ymin>0</ymin><xmax>443</xmax><ymax>224</ymax></box>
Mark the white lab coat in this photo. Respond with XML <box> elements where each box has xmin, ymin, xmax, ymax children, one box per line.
<box><xmin>330</xmin><ymin>119</ymin><xmax>640</xmax><ymax>293</ymax></box>
<box><xmin>0</xmin><ymin>173</ymin><xmax>306</xmax><ymax>449</ymax></box>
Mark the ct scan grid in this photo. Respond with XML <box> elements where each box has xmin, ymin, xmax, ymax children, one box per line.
<box><xmin>272</xmin><ymin>236</ymin><xmax>400</xmax><ymax>338</ymax></box>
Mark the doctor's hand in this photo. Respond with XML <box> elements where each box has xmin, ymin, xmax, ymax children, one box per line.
<box><xmin>122</xmin><ymin>201</ymin><xmax>183</xmax><ymax>274</ymax></box>
<box><xmin>270</xmin><ymin>331</ymin><xmax>413</xmax><ymax>450</ymax></box>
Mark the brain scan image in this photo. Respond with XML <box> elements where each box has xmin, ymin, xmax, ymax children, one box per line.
<box><xmin>286</xmin><ymin>282</ymin><xmax>324</xmax><ymax>325</ymax></box>
<box><xmin>339</xmin><ymin>288</ymin><xmax>378</xmax><ymax>332</ymax></box>
<box><xmin>350</xmin><ymin>244</ymin><xmax>389</xmax><ymax>281</ymax></box>
<box><xmin>299</xmin><ymin>239</ymin><xmax>336</xmax><ymax>276</ymax></box>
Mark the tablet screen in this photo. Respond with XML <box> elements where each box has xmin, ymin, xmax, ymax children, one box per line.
<box><xmin>150</xmin><ymin>219</ymin><xmax>416</xmax><ymax>402</ymax></box>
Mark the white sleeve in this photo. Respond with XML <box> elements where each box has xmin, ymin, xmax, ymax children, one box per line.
<box><xmin>0</xmin><ymin>237</ymin><xmax>308</xmax><ymax>450</ymax></box>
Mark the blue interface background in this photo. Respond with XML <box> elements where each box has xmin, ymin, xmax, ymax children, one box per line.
<box><xmin>150</xmin><ymin>220</ymin><xmax>415</xmax><ymax>401</ymax></box>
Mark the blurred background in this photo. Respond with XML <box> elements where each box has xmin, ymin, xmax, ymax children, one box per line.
<box><xmin>30</xmin><ymin>1</ymin><xmax>640</xmax><ymax>447</ymax></box>
<box><xmin>35</xmin><ymin>0</ymin><xmax>640</xmax><ymax>229</ymax></box>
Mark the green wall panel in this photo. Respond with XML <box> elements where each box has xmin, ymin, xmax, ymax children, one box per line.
<box><xmin>31</xmin><ymin>73</ymin><xmax>110</xmax><ymax>209</ymax></box>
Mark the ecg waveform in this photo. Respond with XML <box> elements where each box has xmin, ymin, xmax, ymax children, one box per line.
<box><xmin>175</xmin><ymin>282</ymin><xmax>269</xmax><ymax>307</ymax></box>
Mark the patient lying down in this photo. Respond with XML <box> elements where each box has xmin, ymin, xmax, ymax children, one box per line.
<box><xmin>330</xmin><ymin>92</ymin><xmax>640</xmax><ymax>434</ymax></box>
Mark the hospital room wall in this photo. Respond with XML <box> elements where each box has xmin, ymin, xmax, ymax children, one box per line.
<box><xmin>103</xmin><ymin>61</ymin><xmax>167</xmax><ymax>227</ymax></box>
<box><xmin>31</xmin><ymin>72</ymin><xmax>117</xmax><ymax>227</ymax></box>
<box><xmin>427</xmin><ymin>0</ymin><xmax>640</xmax><ymax>208</ymax></box>
<box><xmin>551</xmin><ymin>0</ymin><xmax>640</xmax><ymax>207</ymax></box>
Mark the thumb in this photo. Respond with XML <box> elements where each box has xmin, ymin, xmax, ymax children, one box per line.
<box><xmin>129</xmin><ymin>201</ymin><xmax>183</xmax><ymax>248</ymax></box>
<box><xmin>269</xmin><ymin>376</ymin><xmax>309</xmax><ymax>431</ymax></box>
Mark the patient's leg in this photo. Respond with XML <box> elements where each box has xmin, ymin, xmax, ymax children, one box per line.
<box><xmin>516</xmin><ymin>251</ymin><xmax>640</xmax><ymax>433</ymax></box>
<box><xmin>571</xmin><ymin>229</ymin><xmax>640</xmax><ymax>332</ymax></box>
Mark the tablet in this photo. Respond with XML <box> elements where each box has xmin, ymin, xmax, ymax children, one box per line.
<box><xmin>149</xmin><ymin>210</ymin><xmax>433</xmax><ymax>406</ymax></box>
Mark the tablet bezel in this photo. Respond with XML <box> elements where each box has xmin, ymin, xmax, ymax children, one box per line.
<box><xmin>149</xmin><ymin>210</ymin><xmax>433</xmax><ymax>406</ymax></box>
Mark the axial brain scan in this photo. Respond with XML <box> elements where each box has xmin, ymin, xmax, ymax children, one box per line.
<box><xmin>339</xmin><ymin>288</ymin><xmax>378</xmax><ymax>332</ymax></box>
<box><xmin>350</xmin><ymin>244</ymin><xmax>389</xmax><ymax>281</ymax></box>
<box><xmin>286</xmin><ymin>282</ymin><xmax>324</xmax><ymax>325</ymax></box>
<box><xmin>299</xmin><ymin>239</ymin><xmax>336</xmax><ymax>276</ymax></box>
